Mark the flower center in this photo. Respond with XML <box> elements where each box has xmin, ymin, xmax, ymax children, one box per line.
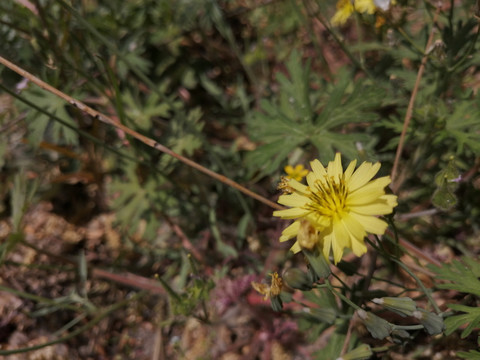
<box><xmin>307</xmin><ymin>175</ymin><xmax>348</xmax><ymax>219</ymax></box>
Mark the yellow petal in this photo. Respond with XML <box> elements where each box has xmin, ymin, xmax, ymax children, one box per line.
<box><xmin>350</xmin><ymin>202</ymin><xmax>394</xmax><ymax>216</ymax></box>
<box><xmin>350</xmin><ymin>237</ymin><xmax>368</xmax><ymax>256</ymax></box>
<box><xmin>289</xmin><ymin>179</ymin><xmax>309</xmax><ymax>194</ymax></box>
<box><xmin>341</xmin><ymin>214</ymin><xmax>368</xmax><ymax>256</ymax></box>
<box><xmin>331</xmin><ymin>0</ymin><xmax>355</xmax><ymax>25</ymax></box>
<box><xmin>333</xmin><ymin>221</ymin><xmax>351</xmax><ymax>260</ymax></box>
<box><xmin>290</xmin><ymin>241</ymin><xmax>302</xmax><ymax>253</ymax></box>
<box><xmin>355</xmin><ymin>0</ymin><xmax>376</xmax><ymax>14</ymax></box>
<box><xmin>310</xmin><ymin>159</ymin><xmax>327</xmax><ymax>179</ymax></box>
<box><xmin>322</xmin><ymin>232</ymin><xmax>333</xmax><ymax>260</ymax></box>
<box><xmin>347</xmin><ymin>177</ymin><xmax>392</xmax><ymax>205</ymax></box>
<box><xmin>381</xmin><ymin>194</ymin><xmax>398</xmax><ymax>208</ymax></box>
<box><xmin>284</xmin><ymin>165</ymin><xmax>294</xmax><ymax>174</ymax></box>
<box><xmin>279</xmin><ymin>221</ymin><xmax>300</xmax><ymax>241</ymax></box>
<box><xmin>349</xmin><ymin>161</ymin><xmax>381</xmax><ymax>192</ymax></box>
<box><xmin>278</xmin><ymin>193</ymin><xmax>309</xmax><ymax>207</ymax></box>
<box><xmin>330</xmin><ymin>229</ymin><xmax>345</xmax><ymax>264</ymax></box>
<box><xmin>273</xmin><ymin>207</ymin><xmax>310</xmax><ymax>219</ymax></box>
<box><xmin>342</xmin><ymin>213</ymin><xmax>366</xmax><ymax>240</ymax></box>
<box><xmin>327</xmin><ymin>153</ymin><xmax>343</xmax><ymax>180</ymax></box>
<box><xmin>350</xmin><ymin>213</ymin><xmax>388</xmax><ymax>234</ymax></box>
<box><xmin>344</xmin><ymin>159</ymin><xmax>357</xmax><ymax>182</ymax></box>
<box><xmin>306</xmin><ymin>172</ymin><xmax>317</xmax><ymax>189</ymax></box>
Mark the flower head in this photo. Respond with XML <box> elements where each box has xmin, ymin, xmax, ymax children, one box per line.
<box><xmin>332</xmin><ymin>0</ymin><xmax>390</xmax><ymax>26</ymax></box>
<box><xmin>332</xmin><ymin>0</ymin><xmax>355</xmax><ymax>25</ymax></box>
<box><xmin>284</xmin><ymin>164</ymin><xmax>309</xmax><ymax>181</ymax></box>
<box><xmin>283</xmin><ymin>267</ymin><xmax>314</xmax><ymax>291</ymax></box>
<box><xmin>273</xmin><ymin>153</ymin><xmax>397</xmax><ymax>264</ymax></box>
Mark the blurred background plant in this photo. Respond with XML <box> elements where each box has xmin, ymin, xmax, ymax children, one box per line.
<box><xmin>1</xmin><ymin>0</ymin><xmax>480</xmax><ymax>358</ymax></box>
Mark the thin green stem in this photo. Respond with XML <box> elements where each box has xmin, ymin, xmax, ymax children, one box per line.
<box><xmin>371</xmin><ymin>346</ymin><xmax>391</xmax><ymax>352</ymax></box>
<box><xmin>313</xmin><ymin>11</ymin><xmax>372</xmax><ymax>78</ymax></box>
<box><xmin>52</xmin><ymin>314</ymin><xmax>87</xmax><ymax>337</ymax></box>
<box><xmin>393</xmin><ymin>324</ymin><xmax>424</xmax><ymax>331</ymax></box>
<box><xmin>386</xmin><ymin>216</ymin><xmax>400</xmax><ymax>259</ymax></box>
<box><xmin>353</xmin><ymin>12</ymin><xmax>365</xmax><ymax>67</ymax></box>
<box><xmin>367</xmin><ymin>235</ymin><xmax>440</xmax><ymax>314</ymax></box>
<box><xmin>391</xmin><ymin>258</ymin><xmax>441</xmax><ymax>314</ymax></box>
<box><xmin>312</xmin><ymin>283</ymin><xmax>329</xmax><ymax>289</ymax></box>
<box><xmin>331</xmin><ymin>272</ymin><xmax>352</xmax><ymax>292</ymax></box>
<box><xmin>0</xmin><ymin>284</ymin><xmax>81</xmax><ymax>312</ymax></box>
<box><xmin>326</xmin><ymin>279</ymin><xmax>362</xmax><ymax>311</ymax></box>
<box><xmin>155</xmin><ymin>275</ymin><xmax>181</xmax><ymax>301</ymax></box>
<box><xmin>296</xmin><ymin>0</ymin><xmax>333</xmax><ymax>77</ymax></box>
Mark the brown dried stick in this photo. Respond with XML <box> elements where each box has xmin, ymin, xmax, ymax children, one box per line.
<box><xmin>391</xmin><ymin>6</ymin><xmax>441</xmax><ymax>189</ymax></box>
<box><xmin>0</xmin><ymin>55</ymin><xmax>283</xmax><ymax>211</ymax></box>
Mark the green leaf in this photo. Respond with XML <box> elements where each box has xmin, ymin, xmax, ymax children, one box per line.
<box><xmin>445</xmin><ymin>101</ymin><xmax>480</xmax><ymax>154</ymax></box>
<box><xmin>246</xmin><ymin>55</ymin><xmax>386</xmax><ymax>178</ymax></box>
<box><xmin>276</xmin><ymin>50</ymin><xmax>312</xmax><ymax>123</ymax></box>
<box><xmin>444</xmin><ymin>305</ymin><xmax>480</xmax><ymax>338</ymax></box>
<box><xmin>244</xmin><ymin>137</ymin><xmax>303</xmax><ymax>178</ymax></box>
<box><xmin>123</xmin><ymin>90</ymin><xmax>172</xmax><ymax>131</ymax></box>
<box><xmin>431</xmin><ymin>100</ymin><xmax>480</xmax><ymax>155</ymax></box>
<box><xmin>303</xmin><ymin>287</ymin><xmax>339</xmax><ymax>311</ymax></box>
<box><xmin>429</xmin><ymin>257</ymin><xmax>480</xmax><ymax>338</ymax></box>
<box><xmin>163</xmin><ymin>107</ymin><xmax>204</xmax><ymax>162</ymax></box>
<box><xmin>458</xmin><ymin>350</ymin><xmax>480</xmax><ymax>359</ymax></box>
<box><xmin>21</xmin><ymin>87</ymin><xmax>78</xmax><ymax>146</ymax></box>
<box><xmin>428</xmin><ymin>257</ymin><xmax>480</xmax><ymax>297</ymax></box>
<box><xmin>109</xmin><ymin>161</ymin><xmax>170</xmax><ymax>237</ymax></box>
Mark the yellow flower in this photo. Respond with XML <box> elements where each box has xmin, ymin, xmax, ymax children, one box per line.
<box><xmin>356</xmin><ymin>0</ymin><xmax>376</xmax><ymax>14</ymax></box>
<box><xmin>284</xmin><ymin>164</ymin><xmax>309</xmax><ymax>182</ymax></box>
<box><xmin>332</xmin><ymin>0</ymin><xmax>378</xmax><ymax>26</ymax></box>
<box><xmin>273</xmin><ymin>153</ymin><xmax>397</xmax><ymax>264</ymax></box>
<box><xmin>332</xmin><ymin>0</ymin><xmax>355</xmax><ymax>26</ymax></box>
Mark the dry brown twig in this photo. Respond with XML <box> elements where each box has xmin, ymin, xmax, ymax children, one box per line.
<box><xmin>391</xmin><ymin>5</ymin><xmax>442</xmax><ymax>191</ymax></box>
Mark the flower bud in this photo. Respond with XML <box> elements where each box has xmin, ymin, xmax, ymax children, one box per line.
<box><xmin>283</xmin><ymin>268</ymin><xmax>313</xmax><ymax>291</ymax></box>
<box><xmin>413</xmin><ymin>309</ymin><xmax>445</xmax><ymax>335</ymax></box>
<box><xmin>357</xmin><ymin>309</ymin><xmax>393</xmax><ymax>340</ymax></box>
<box><xmin>372</xmin><ymin>297</ymin><xmax>416</xmax><ymax>317</ymax></box>
<box><xmin>336</xmin><ymin>344</ymin><xmax>372</xmax><ymax>360</ymax></box>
